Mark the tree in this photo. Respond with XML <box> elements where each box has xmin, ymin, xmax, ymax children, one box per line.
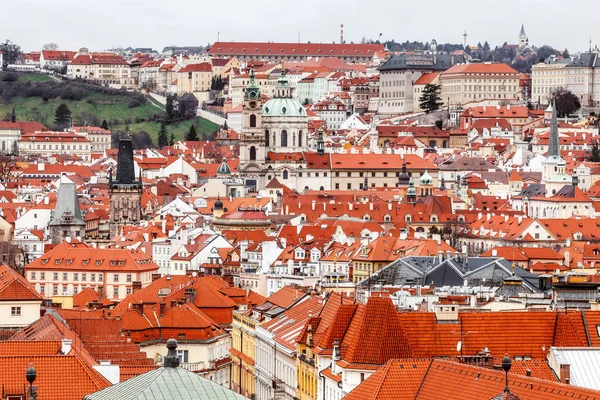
<box><xmin>551</xmin><ymin>88</ymin><xmax>581</xmax><ymax>118</ymax></box>
<box><xmin>590</xmin><ymin>141</ymin><xmax>600</xmax><ymax>162</ymax></box>
<box><xmin>442</xmin><ymin>219</ymin><xmax>470</xmax><ymax>250</ymax></box>
<box><xmin>435</xmin><ymin>120</ymin><xmax>443</xmax><ymax>130</ymax></box>
<box><xmin>132</xmin><ymin>131</ymin><xmax>154</xmax><ymax>150</ymax></box>
<box><xmin>42</xmin><ymin>43</ymin><xmax>59</xmax><ymax>50</ymax></box>
<box><xmin>165</xmin><ymin>94</ymin><xmax>174</xmax><ymax>120</ymax></box>
<box><xmin>101</xmin><ymin>119</ymin><xmax>109</xmax><ymax>130</ymax></box>
<box><xmin>168</xmin><ymin>132</ymin><xmax>175</xmax><ymax>146</ymax></box>
<box><xmin>54</xmin><ymin>103</ymin><xmax>71</xmax><ymax>129</ymax></box>
<box><xmin>419</xmin><ymin>84</ymin><xmax>443</xmax><ymax>113</ymax></box>
<box><xmin>563</xmin><ymin>49</ymin><xmax>570</xmax><ymax>59</ymax></box>
<box><xmin>303</xmin><ymin>98</ymin><xmax>310</xmax><ymax>105</ymax></box>
<box><xmin>157</xmin><ymin>122</ymin><xmax>168</xmax><ymax>148</ymax></box>
<box><xmin>0</xmin><ymin>40</ymin><xmax>22</xmax><ymax>67</ymax></box>
<box><xmin>186</xmin><ymin>124</ymin><xmax>199</xmax><ymax>141</ymax></box>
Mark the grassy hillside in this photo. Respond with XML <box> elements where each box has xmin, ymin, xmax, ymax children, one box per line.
<box><xmin>114</xmin><ymin>117</ymin><xmax>220</xmax><ymax>142</ymax></box>
<box><xmin>0</xmin><ymin>72</ymin><xmax>220</xmax><ymax>143</ymax></box>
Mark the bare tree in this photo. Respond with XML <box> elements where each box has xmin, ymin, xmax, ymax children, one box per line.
<box><xmin>0</xmin><ymin>155</ymin><xmax>16</xmax><ymax>182</ymax></box>
<box><xmin>442</xmin><ymin>219</ymin><xmax>470</xmax><ymax>250</ymax></box>
<box><xmin>42</xmin><ymin>42</ymin><xmax>59</xmax><ymax>50</ymax></box>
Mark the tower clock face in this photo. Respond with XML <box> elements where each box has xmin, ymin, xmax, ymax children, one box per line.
<box><xmin>249</xmin><ymin>101</ymin><xmax>258</xmax><ymax>109</ymax></box>
<box><xmin>250</xmin><ymin>90</ymin><xmax>259</xmax><ymax>99</ymax></box>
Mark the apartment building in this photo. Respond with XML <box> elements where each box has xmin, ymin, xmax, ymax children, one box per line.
<box><xmin>67</xmin><ymin>48</ymin><xmax>133</xmax><ymax>88</ymax></box>
<box><xmin>440</xmin><ymin>63</ymin><xmax>521</xmax><ymax>106</ymax></box>
<box><xmin>378</xmin><ymin>53</ymin><xmax>465</xmax><ymax>114</ymax></box>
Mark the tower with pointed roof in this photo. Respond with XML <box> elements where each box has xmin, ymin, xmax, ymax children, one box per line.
<box><xmin>542</xmin><ymin>101</ymin><xmax>571</xmax><ymax>193</ymax></box>
<box><xmin>519</xmin><ymin>24</ymin><xmax>528</xmax><ymax>47</ymax></box>
<box><xmin>109</xmin><ymin>134</ymin><xmax>142</xmax><ymax>238</ymax></box>
<box><xmin>49</xmin><ymin>175</ymin><xmax>86</xmax><ymax>244</ymax></box>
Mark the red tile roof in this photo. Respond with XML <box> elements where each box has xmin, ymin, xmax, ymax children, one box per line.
<box><xmin>179</xmin><ymin>62</ymin><xmax>212</xmax><ymax>72</ymax></box>
<box><xmin>0</xmin><ymin>264</ymin><xmax>43</xmax><ymax>301</ymax></box>
<box><xmin>0</xmin><ymin>354</ymin><xmax>110</xmax><ymax>400</ymax></box>
<box><xmin>442</xmin><ymin>63</ymin><xmax>519</xmax><ymax>75</ymax></box>
<box><xmin>208</xmin><ymin>42</ymin><xmax>383</xmax><ymax>57</ymax></box>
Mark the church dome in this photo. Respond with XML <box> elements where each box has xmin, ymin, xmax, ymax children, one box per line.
<box><xmin>217</xmin><ymin>160</ymin><xmax>231</xmax><ymax>175</ymax></box>
<box><xmin>262</xmin><ymin>98</ymin><xmax>307</xmax><ymax>118</ymax></box>
<box><xmin>214</xmin><ymin>196</ymin><xmax>224</xmax><ymax>210</ymax></box>
<box><xmin>419</xmin><ymin>169</ymin><xmax>433</xmax><ymax>185</ymax></box>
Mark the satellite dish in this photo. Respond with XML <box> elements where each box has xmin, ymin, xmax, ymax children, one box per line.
<box><xmin>457</xmin><ymin>341</ymin><xmax>462</xmax><ymax>352</ymax></box>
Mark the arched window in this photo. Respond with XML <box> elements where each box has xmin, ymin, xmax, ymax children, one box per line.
<box><xmin>250</xmin><ymin>114</ymin><xmax>257</xmax><ymax>128</ymax></box>
<box><xmin>281</xmin><ymin>130</ymin><xmax>288</xmax><ymax>147</ymax></box>
<box><xmin>265</xmin><ymin>130</ymin><xmax>270</xmax><ymax>146</ymax></box>
<box><xmin>298</xmin><ymin>130</ymin><xmax>303</xmax><ymax>147</ymax></box>
<box><xmin>283</xmin><ymin>170</ymin><xmax>289</xmax><ymax>179</ymax></box>
<box><xmin>249</xmin><ymin>146</ymin><xmax>256</xmax><ymax>161</ymax></box>
<box><xmin>442</xmin><ymin>140</ymin><xmax>447</xmax><ymax>148</ymax></box>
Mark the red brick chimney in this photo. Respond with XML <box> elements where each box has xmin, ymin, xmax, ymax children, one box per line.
<box><xmin>560</xmin><ymin>364</ymin><xmax>571</xmax><ymax>384</ymax></box>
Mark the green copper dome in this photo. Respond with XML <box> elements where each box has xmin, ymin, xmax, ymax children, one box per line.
<box><xmin>262</xmin><ymin>98</ymin><xmax>307</xmax><ymax>118</ymax></box>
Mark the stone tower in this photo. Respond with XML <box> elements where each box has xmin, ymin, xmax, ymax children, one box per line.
<box><xmin>109</xmin><ymin>134</ymin><xmax>142</xmax><ymax>238</ymax></box>
<box><xmin>49</xmin><ymin>175</ymin><xmax>86</xmax><ymax>244</ymax></box>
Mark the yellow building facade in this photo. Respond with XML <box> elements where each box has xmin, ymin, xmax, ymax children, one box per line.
<box><xmin>230</xmin><ymin>311</ymin><xmax>259</xmax><ymax>398</ymax></box>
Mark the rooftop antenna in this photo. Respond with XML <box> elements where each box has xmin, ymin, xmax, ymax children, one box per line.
<box><xmin>217</xmin><ymin>31</ymin><xmax>220</xmax><ymax>42</ymax></box>
<box><xmin>463</xmin><ymin>30</ymin><xmax>468</xmax><ymax>48</ymax></box>
<box><xmin>340</xmin><ymin>24</ymin><xmax>344</xmax><ymax>44</ymax></box>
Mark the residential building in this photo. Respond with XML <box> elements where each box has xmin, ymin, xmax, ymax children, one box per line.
<box><xmin>175</xmin><ymin>62</ymin><xmax>213</xmax><ymax>102</ymax></box>
<box><xmin>18</xmin><ymin>131</ymin><xmax>92</xmax><ymax>161</ymax></box>
<box><xmin>40</xmin><ymin>50</ymin><xmax>76</xmax><ymax>70</ymax></box>
<box><xmin>0</xmin><ymin>263</ymin><xmax>43</xmax><ymax>329</ymax></box>
<box><xmin>378</xmin><ymin>53</ymin><xmax>465</xmax><ymax>114</ymax></box>
<box><xmin>531</xmin><ymin>57</ymin><xmax>567</xmax><ymax>104</ymax></box>
<box><xmin>24</xmin><ymin>240</ymin><xmax>159</xmax><ymax>300</ymax></box>
<box><xmin>439</xmin><ymin>63</ymin><xmax>521</xmax><ymax>106</ymax></box>
<box><xmin>67</xmin><ymin>48</ymin><xmax>132</xmax><ymax>88</ymax></box>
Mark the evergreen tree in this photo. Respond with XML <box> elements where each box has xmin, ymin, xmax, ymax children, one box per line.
<box><xmin>419</xmin><ymin>84</ymin><xmax>443</xmax><ymax>113</ymax></box>
<box><xmin>157</xmin><ymin>122</ymin><xmax>168</xmax><ymax>148</ymax></box>
<box><xmin>101</xmin><ymin>119</ymin><xmax>109</xmax><ymax>130</ymax></box>
<box><xmin>54</xmin><ymin>103</ymin><xmax>72</xmax><ymax>129</ymax></box>
<box><xmin>590</xmin><ymin>141</ymin><xmax>600</xmax><ymax>162</ymax></box>
<box><xmin>186</xmin><ymin>124</ymin><xmax>199</xmax><ymax>141</ymax></box>
<box><xmin>168</xmin><ymin>132</ymin><xmax>175</xmax><ymax>146</ymax></box>
<box><xmin>165</xmin><ymin>95</ymin><xmax>174</xmax><ymax>120</ymax></box>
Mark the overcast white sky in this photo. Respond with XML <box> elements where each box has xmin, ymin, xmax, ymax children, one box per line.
<box><xmin>3</xmin><ymin>0</ymin><xmax>598</xmax><ymax>53</ymax></box>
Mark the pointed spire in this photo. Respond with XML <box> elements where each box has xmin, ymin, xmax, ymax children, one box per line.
<box><xmin>519</xmin><ymin>23</ymin><xmax>526</xmax><ymax>38</ymax></box>
<box><xmin>548</xmin><ymin>100</ymin><xmax>560</xmax><ymax>159</ymax></box>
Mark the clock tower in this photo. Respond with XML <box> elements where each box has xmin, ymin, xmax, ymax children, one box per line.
<box><xmin>239</xmin><ymin>69</ymin><xmax>266</xmax><ymax>166</ymax></box>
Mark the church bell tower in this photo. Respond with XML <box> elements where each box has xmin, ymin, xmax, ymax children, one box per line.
<box><xmin>239</xmin><ymin>69</ymin><xmax>265</xmax><ymax>167</ymax></box>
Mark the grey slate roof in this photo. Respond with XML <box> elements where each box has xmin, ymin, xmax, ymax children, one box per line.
<box><xmin>84</xmin><ymin>367</ymin><xmax>246</xmax><ymax>400</ymax></box>
<box><xmin>358</xmin><ymin>256</ymin><xmax>542</xmax><ymax>292</ymax></box>
<box><xmin>49</xmin><ymin>175</ymin><xmax>85</xmax><ymax>226</ymax></box>
<box><xmin>378</xmin><ymin>53</ymin><xmax>465</xmax><ymax>72</ymax></box>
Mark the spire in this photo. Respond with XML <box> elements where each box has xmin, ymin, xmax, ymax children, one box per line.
<box><xmin>519</xmin><ymin>23</ymin><xmax>526</xmax><ymax>38</ymax></box>
<box><xmin>548</xmin><ymin>100</ymin><xmax>560</xmax><ymax>159</ymax></box>
<box><xmin>115</xmin><ymin>134</ymin><xmax>138</xmax><ymax>185</ymax></box>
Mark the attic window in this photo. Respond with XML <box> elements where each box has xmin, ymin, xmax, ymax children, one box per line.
<box><xmin>96</xmin><ymin>260</ymin><xmax>103</xmax><ymax>266</ymax></box>
<box><xmin>110</xmin><ymin>260</ymin><xmax>117</xmax><ymax>266</ymax></box>
<box><xmin>41</xmin><ymin>258</ymin><xmax>49</xmax><ymax>265</ymax></box>
<box><xmin>158</xmin><ymin>288</ymin><xmax>171</xmax><ymax>297</ymax></box>
<box><xmin>118</xmin><ymin>260</ymin><xmax>125</xmax><ymax>266</ymax></box>
<box><xmin>82</xmin><ymin>259</ymin><xmax>90</xmax><ymax>265</ymax></box>
<box><xmin>55</xmin><ymin>259</ymin><xmax>62</xmax><ymax>265</ymax></box>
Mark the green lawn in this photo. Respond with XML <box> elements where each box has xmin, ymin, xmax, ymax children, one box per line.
<box><xmin>0</xmin><ymin>96</ymin><xmax>160</xmax><ymax>126</ymax></box>
<box><xmin>115</xmin><ymin>117</ymin><xmax>221</xmax><ymax>142</ymax></box>
<box><xmin>0</xmin><ymin>72</ymin><xmax>53</xmax><ymax>82</ymax></box>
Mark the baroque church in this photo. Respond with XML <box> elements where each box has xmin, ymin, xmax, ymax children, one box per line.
<box><xmin>238</xmin><ymin>62</ymin><xmax>325</xmax><ymax>192</ymax></box>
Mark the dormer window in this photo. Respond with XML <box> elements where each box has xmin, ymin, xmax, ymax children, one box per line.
<box><xmin>96</xmin><ymin>260</ymin><xmax>103</xmax><ymax>266</ymax></box>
